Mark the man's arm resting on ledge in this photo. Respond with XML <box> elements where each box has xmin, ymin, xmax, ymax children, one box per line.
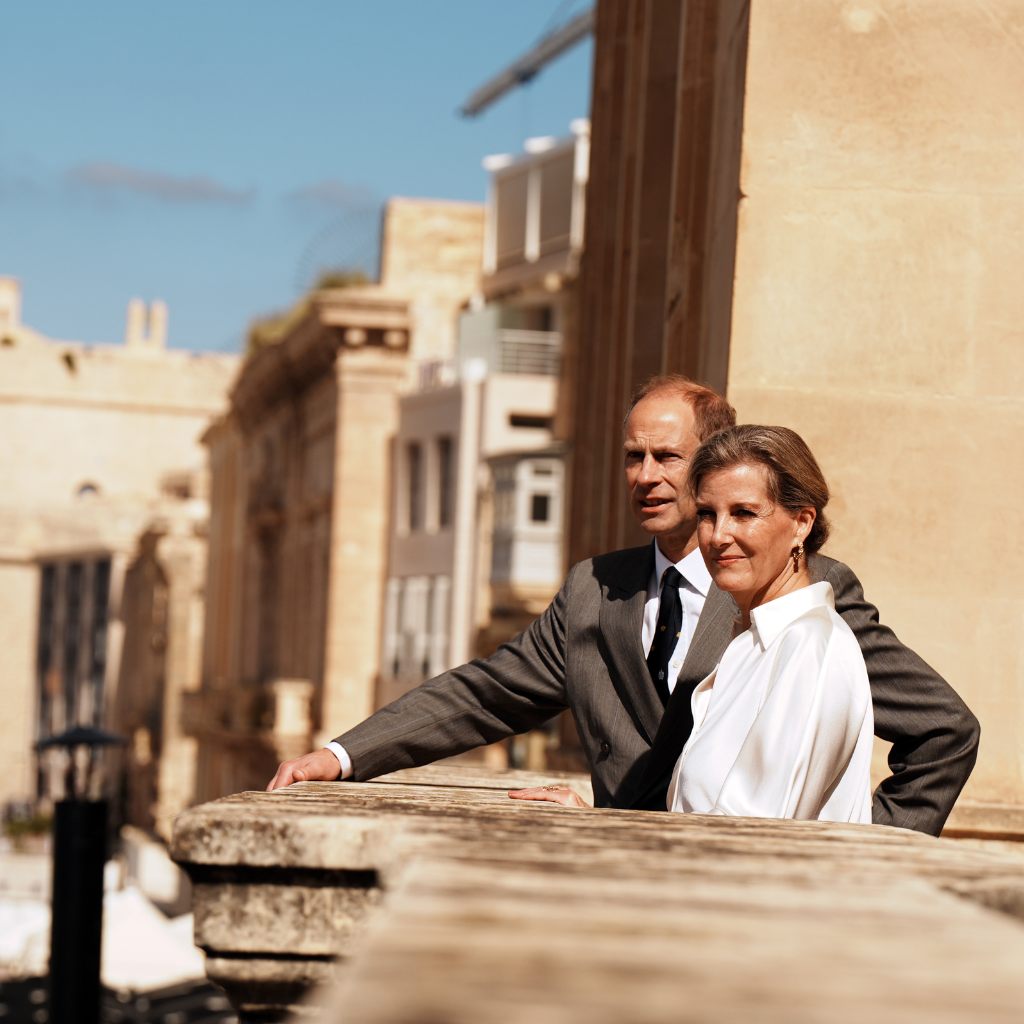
<box><xmin>826</xmin><ymin>560</ymin><xmax>980</xmax><ymax>836</ymax></box>
<box><xmin>266</xmin><ymin>743</ymin><xmax>351</xmax><ymax>791</ymax></box>
<box><xmin>266</xmin><ymin>562</ymin><xmax>577</xmax><ymax>791</ymax></box>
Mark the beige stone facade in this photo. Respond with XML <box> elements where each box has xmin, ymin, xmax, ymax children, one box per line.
<box><xmin>569</xmin><ymin>0</ymin><xmax>1024</xmax><ymax>821</ymax></box>
<box><xmin>726</xmin><ymin>0</ymin><xmax>1024</xmax><ymax>809</ymax></box>
<box><xmin>190</xmin><ymin>199</ymin><xmax>484</xmax><ymax>802</ymax></box>
<box><xmin>378</xmin><ymin>374</ymin><xmax>560</xmax><ymax>713</ymax></box>
<box><xmin>374</xmin><ymin>132</ymin><xmax>590</xmax><ymax>771</ymax></box>
<box><xmin>0</xmin><ymin>279</ymin><xmax>237</xmax><ymax>834</ymax></box>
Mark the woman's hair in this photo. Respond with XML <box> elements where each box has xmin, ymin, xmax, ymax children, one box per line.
<box><xmin>623</xmin><ymin>374</ymin><xmax>736</xmax><ymax>442</ymax></box>
<box><xmin>686</xmin><ymin>425</ymin><xmax>832</xmax><ymax>553</ymax></box>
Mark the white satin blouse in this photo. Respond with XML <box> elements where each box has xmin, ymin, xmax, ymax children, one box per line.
<box><xmin>667</xmin><ymin>581</ymin><xmax>873</xmax><ymax>824</ymax></box>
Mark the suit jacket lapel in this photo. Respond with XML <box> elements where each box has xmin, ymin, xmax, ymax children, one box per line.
<box><xmin>677</xmin><ymin>583</ymin><xmax>738</xmax><ymax>687</ymax></box>
<box><xmin>598</xmin><ymin>543</ymin><xmax>663</xmax><ymax>746</ymax></box>
<box><xmin>628</xmin><ymin>582</ymin><xmax>737</xmax><ymax>807</ymax></box>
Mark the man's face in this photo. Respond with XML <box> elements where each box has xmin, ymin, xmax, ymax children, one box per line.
<box><xmin>623</xmin><ymin>393</ymin><xmax>701</xmax><ymax>559</ymax></box>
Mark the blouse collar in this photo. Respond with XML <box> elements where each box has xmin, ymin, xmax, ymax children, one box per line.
<box><xmin>750</xmin><ymin>581</ymin><xmax>835</xmax><ymax>649</ymax></box>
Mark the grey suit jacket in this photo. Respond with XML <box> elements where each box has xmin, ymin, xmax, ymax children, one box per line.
<box><xmin>336</xmin><ymin>545</ymin><xmax>979</xmax><ymax>835</ymax></box>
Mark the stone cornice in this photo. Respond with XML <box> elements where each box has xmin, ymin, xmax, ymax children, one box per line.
<box><xmin>231</xmin><ymin>289</ymin><xmax>412</xmax><ymax>433</ymax></box>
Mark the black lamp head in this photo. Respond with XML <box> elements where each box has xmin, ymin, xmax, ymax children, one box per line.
<box><xmin>37</xmin><ymin>726</ymin><xmax>127</xmax><ymax>802</ymax></box>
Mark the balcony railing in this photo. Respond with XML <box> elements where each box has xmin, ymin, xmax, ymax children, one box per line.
<box><xmin>498</xmin><ymin>329</ymin><xmax>562</xmax><ymax>376</ymax></box>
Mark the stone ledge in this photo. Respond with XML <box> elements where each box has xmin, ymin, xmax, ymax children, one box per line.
<box><xmin>943</xmin><ymin>801</ymin><xmax>1024</xmax><ymax>842</ymax></box>
<box><xmin>172</xmin><ymin>767</ymin><xmax>1024</xmax><ymax>1023</ymax></box>
<box><xmin>172</xmin><ymin>766</ymin><xmax>593</xmax><ymax>1019</ymax></box>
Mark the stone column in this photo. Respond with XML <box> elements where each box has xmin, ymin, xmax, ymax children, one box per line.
<box><xmin>448</xmin><ymin>376</ymin><xmax>483</xmax><ymax>667</ymax></box>
<box><xmin>319</xmin><ymin>348</ymin><xmax>406</xmax><ymax>743</ymax></box>
<box><xmin>0</xmin><ymin>553</ymin><xmax>39</xmax><ymax>807</ymax></box>
<box><xmin>568</xmin><ymin>0</ymin><xmax>749</xmax><ymax>565</ymax></box>
<box><xmin>153</xmin><ymin>520</ymin><xmax>208</xmax><ymax>838</ymax></box>
<box><xmin>267</xmin><ymin>678</ymin><xmax>314</xmax><ymax>764</ymax></box>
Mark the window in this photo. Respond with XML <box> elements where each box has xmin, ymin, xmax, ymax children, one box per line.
<box><xmin>509</xmin><ymin>413</ymin><xmax>553</xmax><ymax>430</ymax></box>
<box><xmin>36</xmin><ymin>557</ymin><xmax>112</xmax><ymax>747</ymax></box>
<box><xmin>36</xmin><ymin>565</ymin><xmax>57</xmax><ymax>731</ymax></box>
<box><xmin>407</xmin><ymin>443</ymin><xmax>424</xmax><ymax>531</ymax></box>
<box><xmin>437</xmin><ymin>437</ymin><xmax>454</xmax><ymax>528</ymax></box>
<box><xmin>63</xmin><ymin>563</ymin><xmax>84</xmax><ymax>717</ymax></box>
<box><xmin>90</xmin><ymin>561</ymin><xmax>110</xmax><ymax>693</ymax></box>
<box><xmin>383</xmin><ymin>575</ymin><xmax>451</xmax><ymax>680</ymax></box>
<box><xmin>527</xmin><ymin>305</ymin><xmax>554</xmax><ymax>332</ymax></box>
<box><xmin>492</xmin><ymin>466</ymin><xmax>516</xmax><ymax>532</ymax></box>
<box><xmin>530</xmin><ymin>493</ymin><xmax>551</xmax><ymax>523</ymax></box>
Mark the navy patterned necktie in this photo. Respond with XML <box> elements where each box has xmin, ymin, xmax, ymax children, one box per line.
<box><xmin>647</xmin><ymin>566</ymin><xmax>683</xmax><ymax>707</ymax></box>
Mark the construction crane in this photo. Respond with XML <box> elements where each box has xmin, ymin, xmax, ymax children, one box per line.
<box><xmin>459</xmin><ymin>7</ymin><xmax>594</xmax><ymax>118</ymax></box>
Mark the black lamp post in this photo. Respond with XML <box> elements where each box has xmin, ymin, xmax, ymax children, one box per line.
<box><xmin>37</xmin><ymin>726</ymin><xmax>125</xmax><ymax>1024</ymax></box>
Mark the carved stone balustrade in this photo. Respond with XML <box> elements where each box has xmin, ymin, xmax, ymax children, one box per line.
<box><xmin>172</xmin><ymin>766</ymin><xmax>1024</xmax><ymax>1023</ymax></box>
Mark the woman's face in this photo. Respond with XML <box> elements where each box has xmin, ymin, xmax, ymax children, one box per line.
<box><xmin>695</xmin><ymin>462</ymin><xmax>814</xmax><ymax>603</ymax></box>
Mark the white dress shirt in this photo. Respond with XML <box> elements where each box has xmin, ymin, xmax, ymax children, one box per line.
<box><xmin>324</xmin><ymin>739</ymin><xmax>353</xmax><ymax>779</ymax></box>
<box><xmin>324</xmin><ymin>540</ymin><xmax>712</xmax><ymax>781</ymax></box>
<box><xmin>667</xmin><ymin>582</ymin><xmax>873</xmax><ymax>823</ymax></box>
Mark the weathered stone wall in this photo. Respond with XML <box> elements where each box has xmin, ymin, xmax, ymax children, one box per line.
<box><xmin>0</xmin><ymin>298</ymin><xmax>237</xmax><ymax>812</ymax></box>
<box><xmin>320</xmin><ymin>349</ymin><xmax>408</xmax><ymax>740</ymax></box>
<box><xmin>0</xmin><ymin>337</ymin><xmax>236</xmax><ymax>506</ymax></box>
<box><xmin>113</xmin><ymin>515</ymin><xmax>211</xmax><ymax>838</ymax></box>
<box><xmin>191</xmin><ymin>327</ymin><xmax>406</xmax><ymax>801</ymax></box>
<box><xmin>191</xmin><ymin>201</ymin><xmax>485</xmax><ymax>800</ymax></box>
<box><xmin>568</xmin><ymin>0</ymin><xmax>748</xmax><ymax>562</ymax></box>
<box><xmin>0</xmin><ymin>560</ymin><xmax>40</xmax><ymax>802</ymax></box>
<box><xmin>569</xmin><ymin>0</ymin><xmax>1024</xmax><ymax>815</ymax></box>
<box><xmin>379</xmin><ymin>198</ymin><xmax>485</xmax><ymax>365</ymax></box>
<box><xmin>726</xmin><ymin>0</ymin><xmax>1024</xmax><ymax>807</ymax></box>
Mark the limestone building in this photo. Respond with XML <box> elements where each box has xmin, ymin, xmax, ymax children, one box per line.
<box><xmin>377</xmin><ymin>126</ymin><xmax>590</xmax><ymax>771</ymax></box>
<box><xmin>568</xmin><ymin>0</ymin><xmax>1024</xmax><ymax>822</ymax></box>
<box><xmin>189</xmin><ymin>199</ymin><xmax>485</xmax><ymax>802</ymax></box>
<box><xmin>377</xmin><ymin>366</ymin><xmax>561</xmax><ymax>711</ymax></box>
<box><xmin>0</xmin><ymin>279</ymin><xmax>238</xmax><ymax>835</ymax></box>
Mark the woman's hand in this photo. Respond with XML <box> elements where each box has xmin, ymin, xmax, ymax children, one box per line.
<box><xmin>508</xmin><ymin>785</ymin><xmax>590</xmax><ymax>808</ymax></box>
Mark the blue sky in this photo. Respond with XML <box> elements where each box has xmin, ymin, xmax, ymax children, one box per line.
<box><xmin>0</xmin><ymin>1</ymin><xmax>593</xmax><ymax>351</ymax></box>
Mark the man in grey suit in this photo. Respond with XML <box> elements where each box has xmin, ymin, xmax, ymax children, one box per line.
<box><xmin>268</xmin><ymin>376</ymin><xmax>979</xmax><ymax>836</ymax></box>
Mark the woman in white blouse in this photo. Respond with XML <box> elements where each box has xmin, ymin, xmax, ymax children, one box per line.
<box><xmin>665</xmin><ymin>424</ymin><xmax>873</xmax><ymax>823</ymax></box>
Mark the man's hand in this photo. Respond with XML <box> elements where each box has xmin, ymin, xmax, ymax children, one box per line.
<box><xmin>508</xmin><ymin>785</ymin><xmax>590</xmax><ymax>808</ymax></box>
<box><xmin>266</xmin><ymin>748</ymin><xmax>342</xmax><ymax>791</ymax></box>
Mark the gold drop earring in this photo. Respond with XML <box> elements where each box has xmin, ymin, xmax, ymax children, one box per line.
<box><xmin>792</xmin><ymin>541</ymin><xmax>804</xmax><ymax>571</ymax></box>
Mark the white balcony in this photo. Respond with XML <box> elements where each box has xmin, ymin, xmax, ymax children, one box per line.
<box><xmin>497</xmin><ymin>329</ymin><xmax>562</xmax><ymax>376</ymax></box>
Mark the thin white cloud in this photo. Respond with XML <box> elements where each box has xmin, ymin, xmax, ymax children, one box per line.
<box><xmin>289</xmin><ymin>178</ymin><xmax>376</xmax><ymax>209</ymax></box>
<box><xmin>68</xmin><ymin>162</ymin><xmax>254</xmax><ymax>204</ymax></box>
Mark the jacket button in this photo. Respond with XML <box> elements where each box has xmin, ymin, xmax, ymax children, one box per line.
<box><xmin>599</xmin><ymin>741</ymin><xmax>611</xmax><ymax>754</ymax></box>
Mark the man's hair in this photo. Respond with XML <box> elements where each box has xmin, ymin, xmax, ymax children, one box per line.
<box><xmin>686</xmin><ymin>424</ymin><xmax>832</xmax><ymax>554</ymax></box>
<box><xmin>623</xmin><ymin>374</ymin><xmax>737</xmax><ymax>442</ymax></box>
